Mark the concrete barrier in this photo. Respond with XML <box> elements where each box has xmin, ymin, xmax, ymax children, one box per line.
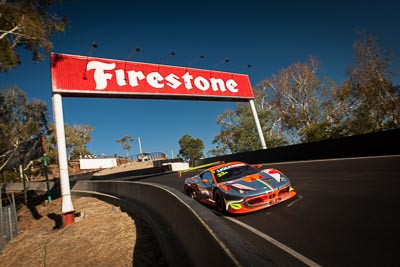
<box><xmin>195</xmin><ymin>128</ymin><xmax>400</xmax><ymax>166</ymax></box>
<box><xmin>9</xmin><ymin>130</ymin><xmax>398</xmax><ymax>265</ymax></box>
<box><xmin>71</xmin><ymin>181</ymin><xmax>274</xmax><ymax>267</ymax></box>
<box><xmin>4</xmin><ymin>181</ymin><xmax>56</xmax><ymax>193</ymax></box>
<box><xmin>7</xmin><ymin>180</ymin><xmax>274</xmax><ymax>266</ymax></box>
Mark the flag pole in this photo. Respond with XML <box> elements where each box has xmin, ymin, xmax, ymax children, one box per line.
<box><xmin>41</xmin><ymin>135</ymin><xmax>52</xmax><ymax>203</ymax></box>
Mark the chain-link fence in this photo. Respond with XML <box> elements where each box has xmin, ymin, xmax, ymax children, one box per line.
<box><xmin>0</xmin><ymin>193</ymin><xmax>19</xmax><ymax>251</ymax></box>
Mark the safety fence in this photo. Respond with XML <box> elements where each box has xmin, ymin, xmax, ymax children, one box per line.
<box><xmin>0</xmin><ymin>193</ymin><xmax>18</xmax><ymax>251</ymax></box>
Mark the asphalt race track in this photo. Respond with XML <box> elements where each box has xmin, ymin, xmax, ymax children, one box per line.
<box><xmin>122</xmin><ymin>155</ymin><xmax>400</xmax><ymax>266</ymax></box>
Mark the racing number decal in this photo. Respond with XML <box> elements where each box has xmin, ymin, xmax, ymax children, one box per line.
<box><xmin>217</xmin><ymin>171</ymin><xmax>228</xmax><ymax>178</ymax></box>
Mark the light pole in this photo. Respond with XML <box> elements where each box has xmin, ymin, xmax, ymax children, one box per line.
<box><xmin>19</xmin><ymin>149</ymin><xmax>27</xmax><ymax>205</ymax></box>
<box><xmin>138</xmin><ymin>137</ymin><xmax>143</xmax><ymax>155</ymax></box>
<box><xmin>138</xmin><ymin>137</ymin><xmax>143</xmax><ymax>160</ymax></box>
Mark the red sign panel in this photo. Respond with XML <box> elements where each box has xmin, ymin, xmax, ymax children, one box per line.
<box><xmin>50</xmin><ymin>53</ymin><xmax>254</xmax><ymax>101</ymax></box>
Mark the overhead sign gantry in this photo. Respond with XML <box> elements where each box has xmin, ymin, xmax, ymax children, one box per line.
<box><xmin>50</xmin><ymin>53</ymin><xmax>266</xmax><ymax>225</ymax></box>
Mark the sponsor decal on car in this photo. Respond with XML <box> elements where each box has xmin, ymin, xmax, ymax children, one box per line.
<box><xmin>215</xmin><ymin>163</ymin><xmax>246</xmax><ymax>174</ymax></box>
<box><xmin>231</xmin><ymin>183</ymin><xmax>256</xmax><ymax>191</ymax></box>
<box><xmin>262</xmin><ymin>169</ymin><xmax>285</xmax><ymax>182</ymax></box>
<box><xmin>256</xmin><ymin>179</ymin><xmax>274</xmax><ymax>191</ymax></box>
<box><xmin>229</xmin><ymin>203</ymin><xmax>242</xmax><ymax>210</ymax></box>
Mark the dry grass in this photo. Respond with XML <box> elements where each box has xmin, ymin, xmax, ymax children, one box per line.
<box><xmin>93</xmin><ymin>161</ymin><xmax>154</xmax><ymax>177</ymax></box>
<box><xmin>0</xmin><ymin>194</ymin><xmax>168</xmax><ymax>266</ymax></box>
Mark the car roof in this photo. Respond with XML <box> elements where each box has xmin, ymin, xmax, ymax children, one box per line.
<box><xmin>207</xmin><ymin>161</ymin><xmax>247</xmax><ymax>171</ymax></box>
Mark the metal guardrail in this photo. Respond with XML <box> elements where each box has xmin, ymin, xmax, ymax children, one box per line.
<box><xmin>0</xmin><ymin>194</ymin><xmax>18</xmax><ymax>251</ymax></box>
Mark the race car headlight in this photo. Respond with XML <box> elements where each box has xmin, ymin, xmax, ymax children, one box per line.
<box><xmin>238</xmin><ymin>189</ymin><xmax>247</xmax><ymax>194</ymax></box>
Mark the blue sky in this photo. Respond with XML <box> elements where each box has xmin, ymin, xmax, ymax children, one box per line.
<box><xmin>1</xmin><ymin>0</ymin><xmax>399</xmax><ymax>158</ymax></box>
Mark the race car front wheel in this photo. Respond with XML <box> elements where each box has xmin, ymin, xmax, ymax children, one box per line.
<box><xmin>214</xmin><ymin>190</ymin><xmax>226</xmax><ymax>212</ymax></box>
<box><xmin>184</xmin><ymin>185</ymin><xmax>195</xmax><ymax>199</ymax></box>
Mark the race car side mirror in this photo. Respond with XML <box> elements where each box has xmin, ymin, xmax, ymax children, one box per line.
<box><xmin>257</xmin><ymin>164</ymin><xmax>262</xmax><ymax>169</ymax></box>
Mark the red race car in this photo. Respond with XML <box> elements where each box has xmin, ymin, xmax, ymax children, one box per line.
<box><xmin>184</xmin><ymin>161</ymin><xmax>296</xmax><ymax>214</ymax></box>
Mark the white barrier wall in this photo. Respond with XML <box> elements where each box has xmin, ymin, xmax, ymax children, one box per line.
<box><xmin>79</xmin><ymin>158</ymin><xmax>118</xmax><ymax>170</ymax></box>
<box><xmin>162</xmin><ymin>162</ymin><xmax>189</xmax><ymax>171</ymax></box>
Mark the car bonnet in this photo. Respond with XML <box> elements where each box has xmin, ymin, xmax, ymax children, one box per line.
<box><xmin>223</xmin><ymin>169</ymin><xmax>289</xmax><ymax>192</ymax></box>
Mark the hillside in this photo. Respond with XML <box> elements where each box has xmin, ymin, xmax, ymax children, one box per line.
<box><xmin>0</xmin><ymin>194</ymin><xmax>168</xmax><ymax>266</ymax></box>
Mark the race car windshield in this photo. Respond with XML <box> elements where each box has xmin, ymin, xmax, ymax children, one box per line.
<box><xmin>215</xmin><ymin>164</ymin><xmax>259</xmax><ymax>183</ymax></box>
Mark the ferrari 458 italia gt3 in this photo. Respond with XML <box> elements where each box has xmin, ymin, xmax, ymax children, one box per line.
<box><xmin>184</xmin><ymin>161</ymin><xmax>296</xmax><ymax>214</ymax></box>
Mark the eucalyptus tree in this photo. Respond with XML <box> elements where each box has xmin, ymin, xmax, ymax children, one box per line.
<box><xmin>43</xmin><ymin>123</ymin><xmax>93</xmax><ymax>163</ymax></box>
<box><xmin>178</xmin><ymin>134</ymin><xmax>204</xmax><ymax>166</ymax></box>
<box><xmin>116</xmin><ymin>135</ymin><xmax>134</xmax><ymax>159</ymax></box>
<box><xmin>64</xmin><ymin>124</ymin><xmax>94</xmax><ymax>160</ymax></box>
<box><xmin>259</xmin><ymin>57</ymin><xmax>343</xmax><ymax>143</ymax></box>
<box><xmin>338</xmin><ymin>33</ymin><xmax>400</xmax><ymax>134</ymax></box>
<box><xmin>0</xmin><ymin>0</ymin><xmax>67</xmax><ymax>72</ymax></box>
<box><xmin>210</xmin><ymin>90</ymin><xmax>286</xmax><ymax>156</ymax></box>
<box><xmin>0</xmin><ymin>87</ymin><xmax>49</xmax><ymax>170</ymax></box>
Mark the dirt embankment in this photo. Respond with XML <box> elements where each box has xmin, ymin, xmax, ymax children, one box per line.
<box><xmin>0</xmin><ymin>194</ymin><xmax>168</xmax><ymax>266</ymax></box>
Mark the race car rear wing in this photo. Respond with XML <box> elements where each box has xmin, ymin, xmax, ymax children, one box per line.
<box><xmin>178</xmin><ymin>161</ymin><xmax>224</xmax><ymax>177</ymax></box>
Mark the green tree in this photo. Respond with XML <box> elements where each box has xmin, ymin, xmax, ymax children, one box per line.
<box><xmin>259</xmin><ymin>57</ymin><xmax>343</xmax><ymax>143</ymax></box>
<box><xmin>210</xmin><ymin>92</ymin><xmax>286</xmax><ymax>156</ymax></box>
<box><xmin>338</xmin><ymin>33</ymin><xmax>400</xmax><ymax>134</ymax></box>
<box><xmin>43</xmin><ymin>123</ymin><xmax>95</xmax><ymax>163</ymax></box>
<box><xmin>64</xmin><ymin>124</ymin><xmax>94</xmax><ymax>160</ymax></box>
<box><xmin>0</xmin><ymin>87</ymin><xmax>49</xmax><ymax>169</ymax></box>
<box><xmin>178</xmin><ymin>134</ymin><xmax>204</xmax><ymax>166</ymax></box>
<box><xmin>211</xmin><ymin>108</ymin><xmax>238</xmax><ymax>155</ymax></box>
<box><xmin>0</xmin><ymin>87</ymin><xmax>96</xmax><ymax>182</ymax></box>
<box><xmin>116</xmin><ymin>135</ymin><xmax>134</xmax><ymax>159</ymax></box>
<box><xmin>43</xmin><ymin>125</ymin><xmax>57</xmax><ymax>164</ymax></box>
<box><xmin>0</xmin><ymin>0</ymin><xmax>67</xmax><ymax>72</ymax></box>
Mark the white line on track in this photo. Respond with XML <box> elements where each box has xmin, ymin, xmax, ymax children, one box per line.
<box><xmin>287</xmin><ymin>195</ymin><xmax>302</xmax><ymax>207</ymax></box>
<box><xmin>224</xmin><ymin>216</ymin><xmax>321</xmax><ymax>267</ymax></box>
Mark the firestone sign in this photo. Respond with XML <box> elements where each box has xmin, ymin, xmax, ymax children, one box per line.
<box><xmin>50</xmin><ymin>53</ymin><xmax>264</xmax><ymax>226</ymax></box>
<box><xmin>51</xmin><ymin>53</ymin><xmax>254</xmax><ymax>101</ymax></box>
